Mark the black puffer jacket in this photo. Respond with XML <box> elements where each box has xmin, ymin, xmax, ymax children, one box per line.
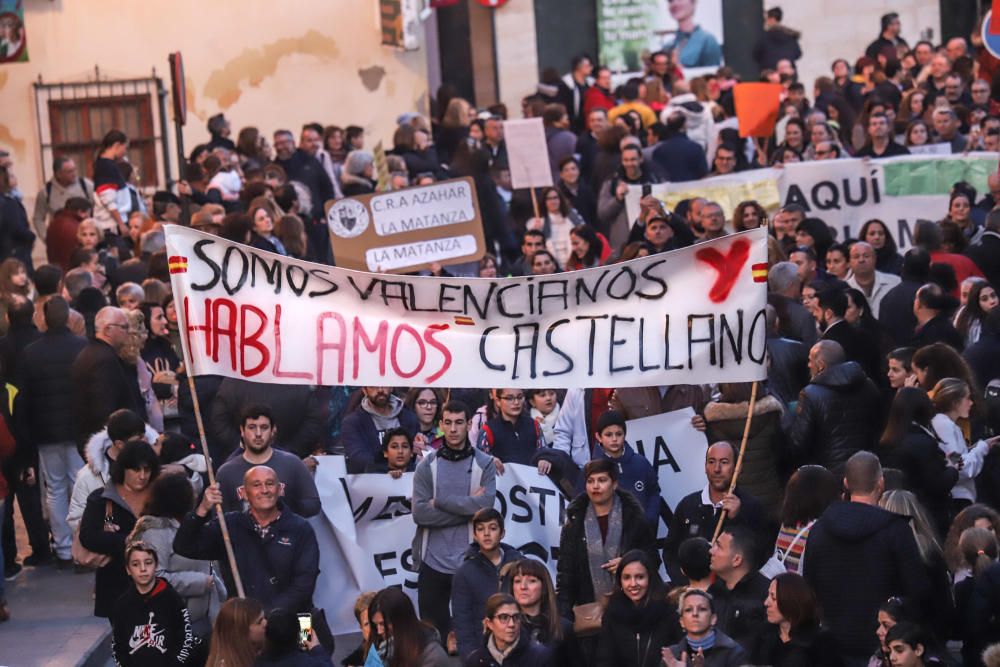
<box><xmin>16</xmin><ymin>327</ymin><xmax>87</xmax><ymax>447</ymax></box>
<box><xmin>556</xmin><ymin>490</ymin><xmax>658</xmax><ymax>617</ymax></box>
<box><xmin>785</xmin><ymin>362</ymin><xmax>882</xmax><ymax>474</ymax></box>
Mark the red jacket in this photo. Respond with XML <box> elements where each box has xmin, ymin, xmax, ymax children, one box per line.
<box><xmin>46</xmin><ymin>209</ymin><xmax>85</xmax><ymax>270</ymax></box>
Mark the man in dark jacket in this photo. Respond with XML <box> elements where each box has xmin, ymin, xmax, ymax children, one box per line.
<box><xmin>341</xmin><ymin>386</ymin><xmax>419</xmax><ymax>473</ymax></box>
<box><xmin>451</xmin><ymin>508</ymin><xmax>524</xmax><ymax>660</ymax></box>
<box><xmin>965</xmin><ymin>308</ymin><xmax>1000</xmax><ymax>391</ymax></box>
<box><xmin>209</xmin><ymin>377</ymin><xmax>327</xmax><ymax>461</ymax></box>
<box><xmin>878</xmin><ymin>248</ymin><xmax>930</xmax><ymax>348</ymax></box>
<box><xmin>174</xmin><ymin>465</ymin><xmax>319</xmax><ymax>613</ymax></box>
<box><xmin>273</xmin><ymin>129</ymin><xmax>335</xmax><ymax>263</ymax></box>
<box><xmin>767</xmin><ymin>262</ymin><xmax>818</xmax><ymax>347</ymax></box>
<box><xmin>752</xmin><ymin>7</ymin><xmax>802</xmax><ymax>70</ymax></box>
<box><xmin>819</xmin><ymin>288</ymin><xmax>881</xmax><ymax>383</ymax></box>
<box><xmin>662</xmin><ymin>441</ymin><xmax>767</xmax><ymax>583</ymax></box>
<box><xmin>556</xmin><ymin>459</ymin><xmax>658</xmax><ymax>617</ymax></box>
<box><xmin>765</xmin><ymin>304</ymin><xmax>809</xmax><ymax>406</ymax></box>
<box><xmin>708</xmin><ymin>526</ymin><xmax>770</xmax><ymax>653</ymax></box>
<box><xmin>16</xmin><ymin>296</ymin><xmax>87</xmax><ymax>565</ymax></box>
<box><xmin>71</xmin><ymin>306</ymin><xmax>146</xmax><ymax>445</ymax></box>
<box><xmin>651</xmin><ymin>113</ymin><xmax>708</xmax><ymax>183</ymax></box>
<box><xmin>967</xmin><ymin>209</ymin><xmax>1000</xmax><ymax>287</ymax></box>
<box><xmin>786</xmin><ymin>341</ymin><xmax>882</xmax><ymax>474</ymax></box>
<box><xmin>0</xmin><ymin>299</ymin><xmax>40</xmax><ymax>382</ymax></box>
<box><xmin>805</xmin><ymin>452</ymin><xmax>929</xmax><ymax>664</ymax></box>
<box><xmin>910</xmin><ymin>283</ymin><xmax>963</xmax><ymax>350</ymax></box>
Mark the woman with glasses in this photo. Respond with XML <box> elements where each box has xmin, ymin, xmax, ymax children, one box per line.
<box><xmin>464</xmin><ymin>593</ymin><xmax>552</xmax><ymax>667</ymax></box>
<box><xmin>404</xmin><ymin>387</ymin><xmax>444</xmax><ymax>455</ymax></box>
<box><xmin>595</xmin><ymin>549</ymin><xmax>679</xmax><ymax>667</ymax></box>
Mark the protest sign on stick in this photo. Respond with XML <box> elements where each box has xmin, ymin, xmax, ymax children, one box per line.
<box><xmin>504</xmin><ymin>118</ymin><xmax>553</xmax><ymax>218</ymax></box>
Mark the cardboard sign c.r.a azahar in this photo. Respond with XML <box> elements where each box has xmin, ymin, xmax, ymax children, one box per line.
<box><xmin>323</xmin><ymin>176</ymin><xmax>486</xmax><ymax>273</ymax></box>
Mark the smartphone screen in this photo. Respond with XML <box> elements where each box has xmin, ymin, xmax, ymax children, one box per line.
<box><xmin>297</xmin><ymin>613</ymin><xmax>312</xmax><ymax>646</ymax></box>
<box><xmin>641</xmin><ymin>184</ymin><xmax>652</xmax><ymax>197</ymax></box>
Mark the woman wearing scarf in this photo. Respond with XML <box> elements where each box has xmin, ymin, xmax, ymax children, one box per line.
<box><xmin>556</xmin><ymin>459</ymin><xmax>658</xmax><ymax>665</ymax></box>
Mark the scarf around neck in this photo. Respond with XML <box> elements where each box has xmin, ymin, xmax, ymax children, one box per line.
<box><xmin>687</xmin><ymin>629</ymin><xmax>717</xmax><ymax>652</ymax></box>
<box><xmin>584</xmin><ymin>493</ymin><xmax>623</xmax><ymax>600</ymax></box>
<box><xmin>437</xmin><ymin>440</ymin><xmax>473</xmax><ymax>462</ymax></box>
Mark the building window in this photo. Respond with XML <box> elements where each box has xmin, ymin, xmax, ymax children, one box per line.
<box><xmin>48</xmin><ymin>93</ymin><xmax>159</xmax><ymax>187</ymax></box>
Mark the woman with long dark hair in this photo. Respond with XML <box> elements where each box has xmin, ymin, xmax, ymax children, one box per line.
<box><xmin>369</xmin><ymin>587</ymin><xmax>449</xmax><ymax>667</ymax></box>
<box><xmin>755</xmin><ymin>572</ymin><xmax>842</xmax><ymax>666</ymax></box>
<box><xmin>557</xmin><ymin>156</ymin><xmax>597</xmax><ymax>226</ymax></box>
<box><xmin>955</xmin><ymin>280</ymin><xmax>999</xmax><ymax>347</ymax></box>
<box><xmin>859</xmin><ymin>219</ymin><xmax>903</xmax><ymax>275</ymax></box>
<box><xmin>530</xmin><ymin>187</ymin><xmax>584</xmax><ymax>269</ymax></box>
<box><xmin>596</xmin><ymin>549</ymin><xmax>679</xmax><ymax>667</ymax></box>
<box><xmin>565</xmin><ymin>224</ymin><xmax>609</xmax><ymax>271</ymax></box>
<box><xmin>794</xmin><ymin>218</ymin><xmax>834</xmax><ymax>265</ymax></box>
<box><xmin>878</xmin><ymin>388</ymin><xmax>957</xmax><ymax>535</ymax></box>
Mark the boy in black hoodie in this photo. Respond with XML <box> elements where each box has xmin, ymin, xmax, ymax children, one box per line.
<box><xmin>111</xmin><ymin>541</ymin><xmax>198</xmax><ymax>666</ymax></box>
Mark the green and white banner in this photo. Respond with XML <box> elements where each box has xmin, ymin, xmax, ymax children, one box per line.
<box><xmin>627</xmin><ymin>153</ymin><xmax>999</xmax><ymax>249</ymax></box>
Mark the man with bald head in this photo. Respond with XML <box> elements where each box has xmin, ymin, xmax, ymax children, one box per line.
<box><xmin>174</xmin><ymin>463</ymin><xmax>320</xmax><ymax>614</ymax></box>
<box><xmin>786</xmin><ymin>340</ymin><xmax>882</xmax><ymax>474</ymax></box>
<box><xmin>71</xmin><ymin>306</ymin><xmax>146</xmax><ymax>445</ymax></box>
<box><xmin>805</xmin><ymin>451</ymin><xmax>929</xmax><ymax>664</ymax></box>
<box><xmin>661</xmin><ymin>441</ymin><xmax>767</xmax><ymax>583</ymax></box>
<box><xmin>846</xmin><ymin>241</ymin><xmax>900</xmax><ymax>318</ymax></box>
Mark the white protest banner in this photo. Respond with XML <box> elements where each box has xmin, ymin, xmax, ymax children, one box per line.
<box><xmin>627</xmin><ymin>407</ymin><xmax>709</xmax><ymax>538</ymax></box>
<box><xmin>311</xmin><ymin>459</ymin><xmax>566</xmax><ymax>634</ymax></box>
<box><xmin>165</xmin><ymin>225</ymin><xmax>769</xmax><ymax>389</ymax></box>
<box><xmin>503</xmin><ymin>118</ymin><xmax>553</xmax><ymax>189</ymax></box>
<box><xmin>908</xmin><ymin>142</ymin><xmax>952</xmax><ymax>156</ymax></box>
<box><xmin>324</xmin><ymin>176</ymin><xmax>486</xmax><ymax>273</ymax></box>
<box><xmin>627</xmin><ymin>153</ymin><xmax>998</xmax><ymax>250</ymax></box>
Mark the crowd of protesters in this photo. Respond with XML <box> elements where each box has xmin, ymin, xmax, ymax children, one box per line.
<box><xmin>4</xmin><ymin>5</ymin><xmax>1000</xmax><ymax>667</ymax></box>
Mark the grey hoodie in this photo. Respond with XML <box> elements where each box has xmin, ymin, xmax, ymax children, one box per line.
<box><xmin>362</xmin><ymin>394</ymin><xmax>404</xmax><ymax>432</ymax></box>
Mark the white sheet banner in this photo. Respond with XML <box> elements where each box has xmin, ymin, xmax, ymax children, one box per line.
<box><xmin>627</xmin><ymin>153</ymin><xmax>998</xmax><ymax>250</ymax></box>
<box><xmin>310</xmin><ymin>459</ymin><xmax>566</xmax><ymax>634</ymax></box>
<box><xmin>165</xmin><ymin>225</ymin><xmax>768</xmax><ymax>388</ymax></box>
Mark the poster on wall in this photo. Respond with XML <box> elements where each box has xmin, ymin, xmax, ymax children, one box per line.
<box><xmin>597</xmin><ymin>0</ymin><xmax>722</xmax><ymax>78</ymax></box>
<box><xmin>0</xmin><ymin>0</ymin><xmax>27</xmax><ymax>63</ymax></box>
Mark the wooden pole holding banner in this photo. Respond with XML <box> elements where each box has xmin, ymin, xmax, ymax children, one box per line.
<box><xmin>530</xmin><ymin>187</ymin><xmax>540</xmax><ymax>220</ymax></box>
<box><xmin>711</xmin><ymin>380</ymin><xmax>760</xmax><ymax>544</ymax></box>
<box><xmin>184</xmin><ymin>372</ymin><xmax>246</xmax><ymax>598</ymax></box>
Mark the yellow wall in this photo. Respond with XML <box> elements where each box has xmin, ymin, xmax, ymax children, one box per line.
<box><xmin>0</xmin><ymin>0</ymin><xmax>430</xmax><ymax>202</ymax></box>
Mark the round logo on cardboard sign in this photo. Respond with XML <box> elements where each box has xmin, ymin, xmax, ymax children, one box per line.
<box><xmin>327</xmin><ymin>199</ymin><xmax>369</xmax><ymax>239</ymax></box>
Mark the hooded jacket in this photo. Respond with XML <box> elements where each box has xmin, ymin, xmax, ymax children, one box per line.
<box><xmin>129</xmin><ymin>515</ymin><xmax>225</xmax><ymax>634</ymax></box>
<box><xmin>660</xmin><ymin>94</ymin><xmax>715</xmax><ymax>154</ymax></box>
<box><xmin>556</xmin><ymin>490</ymin><xmax>658</xmax><ymax>616</ymax></box>
<box><xmin>452</xmin><ymin>542</ymin><xmax>525</xmax><ymax>659</ymax></box>
<box><xmin>110</xmin><ymin>578</ymin><xmax>197</xmax><ymax>666</ymax></box>
<box><xmin>342</xmin><ymin>395</ymin><xmax>420</xmax><ymax>473</ymax></box>
<box><xmin>804</xmin><ymin>501</ymin><xmax>930</xmax><ymax>659</ymax></box>
<box><xmin>67</xmin><ymin>422</ymin><xmax>160</xmax><ymax>531</ymax></box>
<box><xmin>594</xmin><ymin>443</ymin><xmax>660</xmax><ymax>527</ymax></box>
<box><xmin>786</xmin><ymin>362</ymin><xmax>883</xmax><ymax>474</ymax></box>
<box><xmin>79</xmin><ymin>484</ymin><xmax>141</xmax><ymax>617</ymax></box>
<box><xmin>665</xmin><ymin>631</ymin><xmax>749</xmax><ymax>667</ymax></box>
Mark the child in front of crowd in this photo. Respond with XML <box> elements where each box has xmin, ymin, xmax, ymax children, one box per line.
<box><xmin>450</xmin><ymin>508</ymin><xmax>523</xmax><ymax>661</ymax></box>
<box><xmin>527</xmin><ymin>388</ymin><xmax>561</xmax><ymax>445</ymax></box>
<box><xmin>591</xmin><ymin>410</ymin><xmax>660</xmax><ymax>528</ymax></box>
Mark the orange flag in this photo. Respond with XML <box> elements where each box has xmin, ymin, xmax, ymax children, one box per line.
<box><xmin>734</xmin><ymin>83</ymin><xmax>783</xmax><ymax>138</ymax></box>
